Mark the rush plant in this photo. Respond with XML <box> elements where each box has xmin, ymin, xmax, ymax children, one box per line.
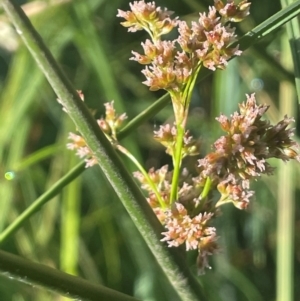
<box><xmin>0</xmin><ymin>0</ymin><xmax>299</xmax><ymax>300</ymax></box>
<box><xmin>67</xmin><ymin>0</ymin><xmax>299</xmax><ymax>274</ymax></box>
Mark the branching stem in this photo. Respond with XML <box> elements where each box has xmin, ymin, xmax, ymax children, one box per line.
<box><xmin>116</xmin><ymin>144</ymin><xmax>166</xmax><ymax>208</ymax></box>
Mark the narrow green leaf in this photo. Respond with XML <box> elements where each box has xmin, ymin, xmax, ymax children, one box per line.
<box><xmin>0</xmin><ymin>249</ymin><xmax>141</xmax><ymax>301</ymax></box>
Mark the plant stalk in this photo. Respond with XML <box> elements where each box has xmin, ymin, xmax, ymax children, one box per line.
<box><xmin>0</xmin><ymin>249</ymin><xmax>140</xmax><ymax>301</ymax></box>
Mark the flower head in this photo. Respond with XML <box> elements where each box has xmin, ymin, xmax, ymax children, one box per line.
<box><xmin>161</xmin><ymin>202</ymin><xmax>216</xmax><ymax>251</ymax></box>
<box><xmin>117</xmin><ymin>1</ymin><xmax>177</xmax><ymax>40</ymax></box>
<box><xmin>215</xmin><ymin>0</ymin><xmax>251</xmax><ymax>23</ymax></box>
<box><xmin>197</xmin><ymin>93</ymin><xmax>300</xmax><ymax>209</ymax></box>
<box><xmin>98</xmin><ymin>101</ymin><xmax>127</xmax><ymax>139</ymax></box>
<box><xmin>67</xmin><ymin>133</ymin><xmax>97</xmax><ymax>167</ymax></box>
<box><xmin>159</xmin><ymin>202</ymin><xmax>218</xmax><ymax>274</ymax></box>
<box><xmin>67</xmin><ymin>99</ymin><xmax>127</xmax><ymax>167</ymax></box>
<box><xmin>154</xmin><ymin>123</ymin><xmax>199</xmax><ymax>157</ymax></box>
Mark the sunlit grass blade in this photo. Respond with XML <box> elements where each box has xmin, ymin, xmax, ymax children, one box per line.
<box><xmin>60</xmin><ymin>119</ymin><xmax>81</xmax><ymax>287</ymax></box>
<box><xmin>280</xmin><ymin>0</ymin><xmax>300</xmax><ymax>101</ymax></box>
<box><xmin>276</xmin><ymin>3</ymin><xmax>298</xmax><ymax>298</ymax></box>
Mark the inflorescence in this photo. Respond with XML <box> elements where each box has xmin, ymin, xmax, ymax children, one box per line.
<box><xmin>67</xmin><ymin>0</ymin><xmax>299</xmax><ymax>274</ymax></box>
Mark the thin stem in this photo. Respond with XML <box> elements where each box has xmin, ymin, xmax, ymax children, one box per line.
<box><xmin>280</xmin><ymin>0</ymin><xmax>300</xmax><ymax>103</ymax></box>
<box><xmin>183</xmin><ymin>63</ymin><xmax>202</xmax><ymax>112</ymax></box>
<box><xmin>199</xmin><ymin>177</ymin><xmax>212</xmax><ymax>206</ymax></box>
<box><xmin>60</xmin><ymin>153</ymin><xmax>81</xmax><ymax>276</ymax></box>
<box><xmin>233</xmin><ymin>1</ymin><xmax>300</xmax><ymax>50</ymax></box>
<box><xmin>116</xmin><ymin>144</ymin><xmax>166</xmax><ymax>208</ymax></box>
<box><xmin>170</xmin><ymin>123</ymin><xmax>185</xmax><ymax>203</ymax></box>
<box><xmin>118</xmin><ymin>93</ymin><xmax>170</xmax><ymax>140</ymax></box>
<box><xmin>170</xmin><ymin>66</ymin><xmax>201</xmax><ymax>203</ymax></box>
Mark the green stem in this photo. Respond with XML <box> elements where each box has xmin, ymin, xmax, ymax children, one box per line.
<box><xmin>170</xmin><ymin>66</ymin><xmax>201</xmax><ymax>203</ymax></box>
<box><xmin>117</xmin><ymin>93</ymin><xmax>170</xmax><ymax>140</ymax></box>
<box><xmin>183</xmin><ymin>63</ymin><xmax>202</xmax><ymax>112</ymax></box>
<box><xmin>116</xmin><ymin>144</ymin><xmax>166</xmax><ymax>208</ymax></box>
<box><xmin>199</xmin><ymin>177</ymin><xmax>212</xmax><ymax>206</ymax></box>
<box><xmin>0</xmin><ymin>249</ymin><xmax>140</xmax><ymax>301</ymax></box>
<box><xmin>276</xmin><ymin>144</ymin><xmax>294</xmax><ymax>301</ymax></box>
<box><xmin>170</xmin><ymin>124</ymin><xmax>185</xmax><ymax>203</ymax></box>
<box><xmin>233</xmin><ymin>1</ymin><xmax>300</xmax><ymax>50</ymax></box>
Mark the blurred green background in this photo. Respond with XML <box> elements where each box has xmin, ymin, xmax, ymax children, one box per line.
<box><xmin>0</xmin><ymin>0</ymin><xmax>299</xmax><ymax>300</ymax></box>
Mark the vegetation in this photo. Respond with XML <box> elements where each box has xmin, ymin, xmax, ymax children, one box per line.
<box><xmin>0</xmin><ymin>0</ymin><xmax>299</xmax><ymax>300</ymax></box>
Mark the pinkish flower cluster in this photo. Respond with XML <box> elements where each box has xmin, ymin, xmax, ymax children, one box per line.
<box><xmin>97</xmin><ymin>101</ymin><xmax>127</xmax><ymax>139</ymax></box>
<box><xmin>154</xmin><ymin>124</ymin><xmax>199</xmax><ymax>157</ymax></box>
<box><xmin>134</xmin><ymin>164</ymin><xmax>219</xmax><ymax>273</ymax></box>
<box><xmin>132</xmin><ymin>93</ymin><xmax>300</xmax><ymax>272</ymax></box>
<box><xmin>67</xmin><ymin>101</ymin><xmax>127</xmax><ymax>167</ymax></box>
<box><xmin>161</xmin><ymin>203</ymin><xmax>217</xmax><ymax>274</ymax></box>
<box><xmin>66</xmin><ymin>1</ymin><xmax>300</xmax><ymax>275</ymax></box>
<box><xmin>215</xmin><ymin>0</ymin><xmax>251</xmax><ymax>22</ymax></box>
<box><xmin>161</xmin><ymin>204</ymin><xmax>215</xmax><ymax>251</ymax></box>
<box><xmin>117</xmin><ymin>0</ymin><xmax>250</xmax><ymax>94</ymax></box>
<box><xmin>117</xmin><ymin>1</ymin><xmax>177</xmax><ymax>39</ymax></box>
<box><xmin>196</xmin><ymin>94</ymin><xmax>300</xmax><ymax>209</ymax></box>
<box><xmin>67</xmin><ymin>93</ymin><xmax>300</xmax><ymax>274</ymax></box>
<box><xmin>67</xmin><ymin>132</ymin><xmax>97</xmax><ymax>167</ymax></box>
<box><xmin>176</xmin><ymin>5</ymin><xmax>243</xmax><ymax>72</ymax></box>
